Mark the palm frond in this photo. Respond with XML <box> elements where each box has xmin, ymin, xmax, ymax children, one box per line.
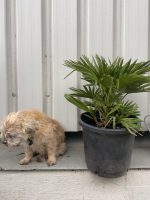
<box><xmin>64</xmin><ymin>94</ymin><xmax>90</xmax><ymax>112</ymax></box>
<box><xmin>118</xmin><ymin>74</ymin><xmax>150</xmax><ymax>94</ymax></box>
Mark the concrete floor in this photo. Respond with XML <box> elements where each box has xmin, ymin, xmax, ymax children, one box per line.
<box><xmin>1</xmin><ymin>170</ymin><xmax>150</xmax><ymax>200</ymax></box>
<box><xmin>1</xmin><ymin>134</ymin><xmax>150</xmax><ymax>200</ymax></box>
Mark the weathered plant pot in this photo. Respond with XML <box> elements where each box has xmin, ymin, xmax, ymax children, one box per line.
<box><xmin>80</xmin><ymin>113</ymin><xmax>135</xmax><ymax>178</ymax></box>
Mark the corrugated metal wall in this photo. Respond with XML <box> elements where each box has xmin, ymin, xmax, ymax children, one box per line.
<box><xmin>0</xmin><ymin>0</ymin><xmax>150</xmax><ymax>131</ymax></box>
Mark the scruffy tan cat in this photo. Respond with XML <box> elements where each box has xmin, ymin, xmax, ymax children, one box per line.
<box><xmin>0</xmin><ymin>109</ymin><xmax>66</xmax><ymax>166</ymax></box>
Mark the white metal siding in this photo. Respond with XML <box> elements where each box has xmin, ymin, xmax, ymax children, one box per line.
<box><xmin>0</xmin><ymin>0</ymin><xmax>150</xmax><ymax>131</ymax></box>
<box><xmin>16</xmin><ymin>0</ymin><xmax>43</xmax><ymax>110</ymax></box>
<box><xmin>0</xmin><ymin>0</ymin><xmax>8</xmax><ymax>119</ymax></box>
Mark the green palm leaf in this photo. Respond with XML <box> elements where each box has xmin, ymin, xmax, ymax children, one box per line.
<box><xmin>64</xmin><ymin>94</ymin><xmax>90</xmax><ymax>112</ymax></box>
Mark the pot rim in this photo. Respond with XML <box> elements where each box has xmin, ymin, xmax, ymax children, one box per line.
<box><xmin>79</xmin><ymin>112</ymin><xmax>128</xmax><ymax>135</ymax></box>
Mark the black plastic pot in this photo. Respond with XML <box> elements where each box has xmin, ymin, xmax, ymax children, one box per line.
<box><xmin>80</xmin><ymin>113</ymin><xmax>135</xmax><ymax>178</ymax></box>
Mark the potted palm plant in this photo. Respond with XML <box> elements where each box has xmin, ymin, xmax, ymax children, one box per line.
<box><xmin>64</xmin><ymin>55</ymin><xmax>150</xmax><ymax>178</ymax></box>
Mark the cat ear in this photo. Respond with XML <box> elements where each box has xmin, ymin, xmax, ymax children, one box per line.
<box><xmin>22</xmin><ymin>119</ymin><xmax>39</xmax><ymax>133</ymax></box>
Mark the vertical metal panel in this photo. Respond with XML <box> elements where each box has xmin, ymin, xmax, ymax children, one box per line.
<box><xmin>122</xmin><ymin>0</ymin><xmax>148</xmax><ymax>60</ymax></box>
<box><xmin>113</xmin><ymin>0</ymin><xmax>124</xmax><ymax>58</ymax></box>
<box><xmin>6</xmin><ymin>0</ymin><xmax>17</xmax><ymax>112</ymax></box>
<box><xmin>87</xmin><ymin>0</ymin><xmax>114</xmax><ymax>59</ymax></box>
<box><xmin>122</xmin><ymin>0</ymin><xmax>149</xmax><ymax>120</ymax></box>
<box><xmin>16</xmin><ymin>0</ymin><xmax>43</xmax><ymax>110</ymax></box>
<box><xmin>0</xmin><ymin>0</ymin><xmax>8</xmax><ymax>119</ymax></box>
<box><xmin>77</xmin><ymin>0</ymin><xmax>89</xmax><ymax>56</ymax></box>
<box><xmin>41</xmin><ymin>0</ymin><xmax>52</xmax><ymax>117</ymax></box>
<box><xmin>52</xmin><ymin>0</ymin><xmax>78</xmax><ymax>131</ymax></box>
